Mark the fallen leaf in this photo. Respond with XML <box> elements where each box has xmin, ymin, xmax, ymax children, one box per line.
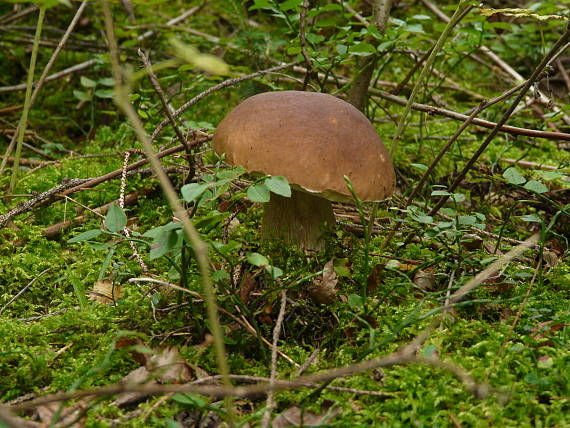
<box><xmin>147</xmin><ymin>346</ymin><xmax>193</xmax><ymax>384</ymax></box>
<box><xmin>367</xmin><ymin>263</ymin><xmax>385</xmax><ymax>294</ymax></box>
<box><xmin>272</xmin><ymin>404</ymin><xmax>341</xmax><ymax>427</ymax></box>
<box><xmin>413</xmin><ymin>270</ymin><xmax>436</xmax><ymax>291</ymax></box>
<box><xmin>239</xmin><ymin>268</ymin><xmax>257</xmax><ymax>304</ymax></box>
<box><xmin>309</xmin><ymin>259</ymin><xmax>338</xmax><ymax>305</ymax></box>
<box><xmin>37</xmin><ymin>398</ymin><xmax>91</xmax><ymax>426</ymax></box>
<box><xmin>542</xmin><ymin>250</ymin><xmax>559</xmax><ymax>268</ymax></box>
<box><xmin>88</xmin><ymin>280</ymin><xmax>124</xmax><ymax>304</ymax></box>
<box><xmin>114</xmin><ymin>366</ymin><xmax>156</xmax><ymax>407</ymax></box>
<box><xmin>461</xmin><ymin>233</ymin><xmax>483</xmax><ymax>250</ymax></box>
<box><xmin>530</xmin><ymin>321</ymin><xmax>566</xmax><ymax>346</ymax></box>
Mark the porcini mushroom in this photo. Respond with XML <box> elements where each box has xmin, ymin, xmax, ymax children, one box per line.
<box><xmin>213</xmin><ymin>91</ymin><xmax>395</xmax><ymax>251</ymax></box>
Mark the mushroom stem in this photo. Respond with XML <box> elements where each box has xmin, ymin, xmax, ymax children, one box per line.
<box><xmin>262</xmin><ymin>189</ymin><xmax>336</xmax><ymax>251</ymax></box>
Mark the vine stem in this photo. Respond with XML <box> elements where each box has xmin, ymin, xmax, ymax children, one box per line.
<box><xmin>1</xmin><ymin>2</ymin><xmax>88</xmax><ymax>177</ymax></box>
<box><xmin>100</xmin><ymin>1</ymin><xmax>234</xmax><ymax>424</ymax></box>
<box><xmin>426</xmin><ymin>22</ymin><xmax>570</xmax><ymax>218</ymax></box>
<box><xmin>390</xmin><ymin>0</ymin><xmax>474</xmax><ymax>154</ymax></box>
<box><xmin>8</xmin><ymin>6</ymin><xmax>46</xmax><ymax>193</ymax></box>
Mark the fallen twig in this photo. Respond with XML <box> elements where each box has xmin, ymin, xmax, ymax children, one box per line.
<box><xmin>150</xmin><ymin>63</ymin><xmax>297</xmax><ymax>142</ymax></box>
<box><xmin>9</xmin><ymin>234</ymin><xmax>539</xmax><ymax>411</ymax></box>
<box><xmin>262</xmin><ymin>290</ymin><xmax>287</xmax><ymax>428</ymax></box>
<box><xmin>0</xmin><ymin>138</ymin><xmax>209</xmax><ymax>229</ymax></box>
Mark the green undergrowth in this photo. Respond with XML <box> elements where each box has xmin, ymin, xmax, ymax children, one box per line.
<box><xmin>1</xmin><ymin>0</ymin><xmax>569</xmax><ymax>426</ymax></box>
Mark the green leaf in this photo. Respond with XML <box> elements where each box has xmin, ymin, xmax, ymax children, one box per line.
<box><xmin>247</xmin><ymin>183</ymin><xmax>270</xmax><ymax>203</ymax></box>
<box><xmin>540</xmin><ymin>170</ymin><xmax>565</xmax><ymax>180</ymax></box>
<box><xmin>98</xmin><ymin>77</ymin><xmax>115</xmax><ymax>86</ymax></box>
<box><xmin>212</xmin><ymin>240</ymin><xmax>242</xmax><ymax>255</ymax></box>
<box><xmin>421</xmin><ymin>344</ymin><xmax>439</xmax><ymax>359</ymax></box>
<box><xmin>431</xmin><ymin>190</ymin><xmax>451</xmax><ymax>196</ymax></box>
<box><xmin>503</xmin><ymin>167</ymin><xmax>526</xmax><ymax>185</ymax></box>
<box><xmin>411</xmin><ymin>163</ymin><xmax>428</xmax><ymax>171</ymax></box>
<box><xmin>335</xmin><ymin>44</ymin><xmax>348</xmax><ymax>55</ymax></box>
<box><xmin>142</xmin><ymin>222</ymin><xmax>180</xmax><ymax>239</ymax></box>
<box><xmin>458</xmin><ymin>215</ymin><xmax>476</xmax><ymax>225</ymax></box>
<box><xmin>247</xmin><ymin>252</ymin><xmax>269</xmax><ymax>267</ymax></box>
<box><xmin>212</xmin><ymin>269</ymin><xmax>230</xmax><ymax>282</ymax></box>
<box><xmin>264</xmin><ymin>176</ymin><xmax>291</xmax><ymax>197</ymax></box>
<box><xmin>150</xmin><ymin>229</ymin><xmax>179</xmax><ymax>260</ymax></box>
<box><xmin>171</xmin><ymin>39</ymin><xmax>229</xmax><ymax>75</ymax></box>
<box><xmin>451</xmin><ymin>193</ymin><xmax>466</xmax><ymax>203</ymax></box>
<box><xmin>266</xmin><ymin>265</ymin><xmax>283</xmax><ymax>279</ymax></box>
<box><xmin>519</xmin><ymin>214</ymin><xmax>542</xmax><ymax>223</ymax></box>
<box><xmin>347</xmin><ymin>294</ymin><xmax>363</xmax><ymax>310</ymax></box>
<box><xmin>67</xmin><ymin>229</ymin><xmax>102</xmax><ymax>243</ymax></box>
<box><xmin>105</xmin><ymin>204</ymin><xmax>127</xmax><ymax>233</ymax></box>
<box><xmin>94</xmin><ymin>89</ymin><xmax>114</xmax><ymax>99</ymax></box>
<box><xmin>377</xmin><ymin>40</ymin><xmax>396</xmax><ymax>51</ymax></box>
<box><xmin>73</xmin><ymin>90</ymin><xmax>91</xmax><ymax>102</ymax></box>
<box><xmin>402</xmin><ymin>23</ymin><xmax>424</xmax><ymax>33</ymax></box>
<box><xmin>350</xmin><ymin>42</ymin><xmax>376</xmax><ymax>56</ymax></box>
<box><xmin>193</xmin><ymin>210</ymin><xmax>228</xmax><ymax>230</ymax></box>
<box><xmin>407</xmin><ymin>207</ymin><xmax>433</xmax><ymax>224</ymax></box>
<box><xmin>306</xmin><ymin>33</ymin><xmax>324</xmax><ymax>44</ymax></box>
<box><xmin>80</xmin><ymin>76</ymin><xmax>96</xmax><ymax>88</ymax></box>
<box><xmin>181</xmin><ymin>182</ymin><xmax>210</xmax><ymax>203</ymax></box>
<box><xmin>215</xmin><ymin>166</ymin><xmax>246</xmax><ymax>180</ymax></box>
<box><xmin>171</xmin><ymin>393</ymin><xmax>208</xmax><ymax>407</ymax></box>
<box><xmin>523</xmin><ymin>180</ymin><xmax>548</xmax><ymax>193</ymax></box>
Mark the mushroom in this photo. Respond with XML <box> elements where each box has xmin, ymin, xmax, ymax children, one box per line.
<box><xmin>213</xmin><ymin>91</ymin><xmax>395</xmax><ymax>251</ymax></box>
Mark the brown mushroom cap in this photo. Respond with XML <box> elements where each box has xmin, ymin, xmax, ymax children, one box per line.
<box><xmin>213</xmin><ymin>91</ymin><xmax>395</xmax><ymax>203</ymax></box>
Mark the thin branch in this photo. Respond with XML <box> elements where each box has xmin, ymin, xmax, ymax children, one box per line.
<box><xmin>420</xmin><ymin>0</ymin><xmax>570</xmax><ymax>126</ymax></box>
<box><xmin>262</xmin><ymin>290</ymin><xmax>287</xmax><ymax>428</ymax></box>
<box><xmin>136</xmin><ymin>4</ymin><xmax>202</xmax><ymax>41</ymax></box>
<box><xmin>0</xmin><ymin>268</ymin><xmax>50</xmax><ymax>316</ymax></box>
<box><xmin>299</xmin><ymin>0</ymin><xmax>312</xmax><ymax>90</ymax></box>
<box><xmin>138</xmin><ymin>50</ymin><xmax>195</xmax><ymax>178</ymax></box>
<box><xmin>426</xmin><ymin>24</ymin><xmax>570</xmax><ymax>218</ymax></box>
<box><xmin>1</xmin><ymin>2</ymin><xmax>88</xmax><ymax>176</ymax></box>
<box><xmin>150</xmin><ymin>62</ymin><xmax>296</xmax><ymax>143</ymax></box>
<box><xmin>0</xmin><ymin>59</ymin><xmax>97</xmax><ymax>93</ymax></box>
<box><xmin>101</xmin><ymin>2</ymin><xmax>234</xmax><ymax>423</ymax></box>
<box><xmin>370</xmin><ymin>87</ymin><xmax>570</xmax><ymax>141</ymax></box>
<box><xmin>0</xmin><ymin>139</ymin><xmax>208</xmax><ymax>228</ymax></box>
<box><xmin>391</xmin><ymin>1</ymin><xmax>474</xmax><ymax>153</ymax></box>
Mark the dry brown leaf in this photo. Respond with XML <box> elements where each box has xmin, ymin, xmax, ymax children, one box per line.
<box><xmin>147</xmin><ymin>346</ymin><xmax>193</xmax><ymax>384</ymax></box>
<box><xmin>239</xmin><ymin>268</ymin><xmax>257</xmax><ymax>304</ymax></box>
<box><xmin>531</xmin><ymin>321</ymin><xmax>566</xmax><ymax>346</ymax></box>
<box><xmin>366</xmin><ymin>263</ymin><xmax>385</xmax><ymax>294</ymax></box>
<box><xmin>36</xmin><ymin>398</ymin><xmax>90</xmax><ymax>427</ymax></box>
<box><xmin>309</xmin><ymin>259</ymin><xmax>338</xmax><ymax>305</ymax></box>
<box><xmin>413</xmin><ymin>270</ymin><xmax>436</xmax><ymax>291</ymax></box>
<box><xmin>461</xmin><ymin>233</ymin><xmax>483</xmax><ymax>251</ymax></box>
<box><xmin>114</xmin><ymin>366</ymin><xmax>157</xmax><ymax>407</ymax></box>
<box><xmin>87</xmin><ymin>280</ymin><xmax>124</xmax><ymax>304</ymax></box>
<box><xmin>272</xmin><ymin>404</ymin><xmax>341</xmax><ymax>427</ymax></box>
<box><xmin>542</xmin><ymin>250</ymin><xmax>559</xmax><ymax>268</ymax></box>
<box><xmin>116</xmin><ymin>337</ymin><xmax>149</xmax><ymax>365</ymax></box>
<box><xmin>114</xmin><ymin>344</ymin><xmax>194</xmax><ymax>406</ymax></box>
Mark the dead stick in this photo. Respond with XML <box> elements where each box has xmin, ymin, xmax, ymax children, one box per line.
<box><xmin>427</xmin><ymin>25</ymin><xmax>570</xmax><ymax>218</ymax></box>
<box><xmin>0</xmin><ymin>137</ymin><xmax>209</xmax><ymax>228</ymax></box>
<box><xmin>150</xmin><ymin>63</ymin><xmax>296</xmax><ymax>142</ymax></box>
<box><xmin>42</xmin><ymin>187</ymin><xmax>156</xmax><ymax>240</ymax></box>
<box><xmin>369</xmin><ymin>88</ymin><xmax>570</xmax><ymax>142</ymax></box>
